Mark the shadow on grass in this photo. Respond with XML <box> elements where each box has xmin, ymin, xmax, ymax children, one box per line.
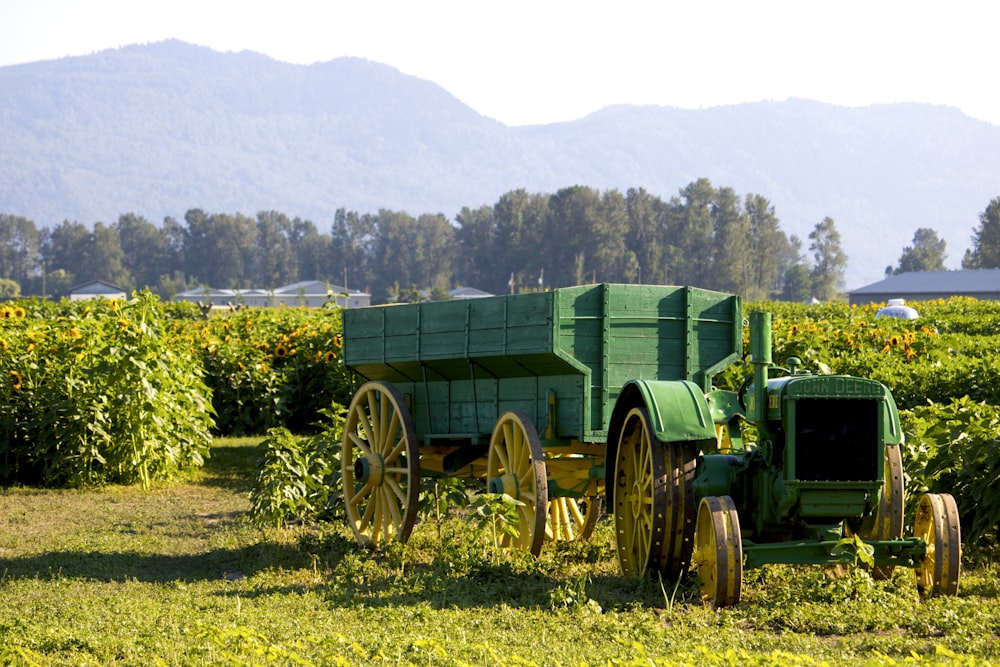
<box><xmin>198</xmin><ymin>443</ymin><xmax>260</xmax><ymax>491</ymax></box>
<box><xmin>0</xmin><ymin>540</ymin><xmax>312</xmax><ymax>584</ymax></box>
<box><xmin>0</xmin><ymin>545</ymin><xmax>294</xmax><ymax>583</ymax></box>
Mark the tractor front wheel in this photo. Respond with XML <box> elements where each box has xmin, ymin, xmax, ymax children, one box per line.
<box><xmin>914</xmin><ymin>493</ymin><xmax>961</xmax><ymax>597</ymax></box>
<box><xmin>692</xmin><ymin>495</ymin><xmax>743</xmax><ymax>608</ymax></box>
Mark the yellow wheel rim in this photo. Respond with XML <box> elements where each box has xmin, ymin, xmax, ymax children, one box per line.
<box><xmin>342</xmin><ymin>382</ymin><xmax>419</xmax><ymax>547</ymax></box>
<box><xmin>914</xmin><ymin>493</ymin><xmax>962</xmax><ymax>597</ymax></box>
<box><xmin>486</xmin><ymin>411</ymin><xmax>548</xmax><ymax>556</ymax></box>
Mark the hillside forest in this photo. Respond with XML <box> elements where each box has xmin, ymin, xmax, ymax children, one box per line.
<box><xmin>1</xmin><ymin>180</ymin><xmax>995</xmax><ymax>305</ymax></box>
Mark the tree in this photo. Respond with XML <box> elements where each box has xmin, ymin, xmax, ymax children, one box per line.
<box><xmin>0</xmin><ymin>214</ymin><xmax>39</xmax><ymax>288</ymax></box>
<box><xmin>625</xmin><ymin>187</ymin><xmax>666</xmax><ymax>284</ymax></box>
<box><xmin>708</xmin><ymin>186</ymin><xmax>750</xmax><ymax>294</ymax></box>
<box><xmin>542</xmin><ymin>186</ymin><xmax>603</xmax><ymax>288</ymax></box>
<box><xmin>665</xmin><ymin>179</ymin><xmax>717</xmax><ymax>288</ymax></box>
<box><xmin>42</xmin><ymin>220</ymin><xmax>90</xmax><ymax>289</ymax></box>
<box><xmin>413</xmin><ymin>213</ymin><xmax>457</xmax><ymax>294</ymax></box>
<box><xmin>369</xmin><ymin>209</ymin><xmax>418</xmax><ymax>302</ymax></box>
<box><xmin>328</xmin><ymin>209</ymin><xmax>375</xmax><ymax>292</ymax></box>
<box><xmin>455</xmin><ymin>205</ymin><xmax>497</xmax><ymax>290</ymax></box>
<box><xmin>86</xmin><ymin>222</ymin><xmax>130</xmax><ymax>287</ymax></box>
<box><xmin>962</xmin><ymin>196</ymin><xmax>1000</xmax><ymax>269</ymax></box>
<box><xmin>253</xmin><ymin>210</ymin><xmax>297</xmax><ymax>287</ymax></box>
<box><xmin>888</xmin><ymin>228</ymin><xmax>947</xmax><ymax>275</ymax></box>
<box><xmin>289</xmin><ymin>218</ymin><xmax>329</xmax><ymax>284</ymax></box>
<box><xmin>0</xmin><ymin>278</ymin><xmax>20</xmax><ymax>298</ymax></box>
<box><xmin>183</xmin><ymin>210</ymin><xmax>256</xmax><ymax>288</ymax></box>
<box><xmin>781</xmin><ymin>264</ymin><xmax>813</xmax><ymax>302</ymax></box>
<box><xmin>744</xmin><ymin>194</ymin><xmax>788</xmax><ymax>301</ymax></box>
<box><xmin>808</xmin><ymin>217</ymin><xmax>847</xmax><ymax>301</ymax></box>
<box><xmin>116</xmin><ymin>213</ymin><xmax>167</xmax><ymax>290</ymax></box>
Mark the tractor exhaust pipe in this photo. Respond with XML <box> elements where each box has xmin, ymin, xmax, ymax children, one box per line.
<box><xmin>749</xmin><ymin>311</ymin><xmax>772</xmax><ymax>422</ymax></box>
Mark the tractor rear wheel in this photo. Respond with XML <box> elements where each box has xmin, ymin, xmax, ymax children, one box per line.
<box><xmin>612</xmin><ymin>407</ymin><xmax>696</xmax><ymax>578</ymax></box>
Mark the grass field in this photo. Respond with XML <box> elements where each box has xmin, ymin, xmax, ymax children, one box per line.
<box><xmin>0</xmin><ymin>438</ymin><xmax>997</xmax><ymax>666</ymax></box>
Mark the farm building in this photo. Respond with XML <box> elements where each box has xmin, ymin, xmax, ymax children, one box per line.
<box><xmin>69</xmin><ymin>280</ymin><xmax>127</xmax><ymax>301</ymax></box>
<box><xmin>175</xmin><ymin>281</ymin><xmax>371</xmax><ymax>309</ymax></box>
<box><xmin>448</xmin><ymin>286</ymin><xmax>493</xmax><ymax>300</ymax></box>
<box><xmin>848</xmin><ymin>269</ymin><xmax>1000</xmax><ymax>305</ymax></box>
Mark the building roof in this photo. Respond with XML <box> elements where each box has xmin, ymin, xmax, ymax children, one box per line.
<box><xmin>849</xmin><ymin>269</ymin><xmax>1000</xmax><ymax>296</ymax></box>
<box><xmin>449</xmin><ymin>286</ymin><xmax>493</xmax><ymax>299</ymax></box>
<box><xmin>69</xmin><ymin>280</ymin><xmax>126</xmax><ymax>294</ymax></box>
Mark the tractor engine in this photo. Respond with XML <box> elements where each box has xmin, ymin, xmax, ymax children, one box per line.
<box><xmin>699</xmin><ymin>312</ymin><xmax>903</xmax><ymax>543</ymax></box>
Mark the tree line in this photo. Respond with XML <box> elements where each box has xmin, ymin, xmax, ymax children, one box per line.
<box><xmin>1</xmin><ymin>180</ymin><xmax>991</xmax><ymax>304</ymax></box>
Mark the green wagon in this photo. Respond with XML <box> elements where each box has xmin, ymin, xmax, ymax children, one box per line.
<box><xmin>341</xmin><ymin>283</ymin><xmax>740</xmax><ymax>555</ymax></box>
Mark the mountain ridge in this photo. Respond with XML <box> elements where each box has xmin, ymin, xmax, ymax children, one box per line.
<box><xmin>2</xmin><ymin>39</ymin><xmax>998</xmax><ymax>289</ymax></box>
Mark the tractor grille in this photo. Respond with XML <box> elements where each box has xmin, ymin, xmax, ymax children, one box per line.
<box><xmin>793</xmin><ymin>398</ymin><xmax>879</xmax><ymax>482</ymax></box>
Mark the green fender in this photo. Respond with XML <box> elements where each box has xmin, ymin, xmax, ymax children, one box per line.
<box><xmin>605</xmin><ymin>379</ymin><xmax>716</xmax><ymax>504</ymax></box>
<box><xmin>632</xmin><ymin>379</ymin><xmax>716</xmax><ymax>442</ymax></box>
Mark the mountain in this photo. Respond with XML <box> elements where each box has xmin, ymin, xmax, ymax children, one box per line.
<box><xmin>2</xmin><ymin>39</ymin><xmax>999</xmax><ymax>289</ymax></box>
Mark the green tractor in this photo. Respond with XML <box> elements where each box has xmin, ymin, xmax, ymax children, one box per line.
<box><xmin>607</xmin><ymin>311</ymin><xmax>960</xmax><ymax>607</ymax></box>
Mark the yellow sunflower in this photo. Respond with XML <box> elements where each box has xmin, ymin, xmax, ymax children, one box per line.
<box><xmin>10</xmin><ymin>370</ymin><xmax>22</xmax><ymax>390</ymax></box>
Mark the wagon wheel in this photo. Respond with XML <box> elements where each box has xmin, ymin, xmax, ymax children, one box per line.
<box><xmin>546</xmin><ymin>496</ymin><xmax>603</xmax><ymax>542</ymax></box>
<box><xmin>914</xmin><ymin>493</ymin><xmax>961</xmax><ymax>597</ymax></box>
<box><xmin>612</xmin><ymin>407</ymin><xmax>697</xmax><ymax>578</ymax></box>
<box><xmin>342</xmin><ymin>381</ymin><xmax>420</xmax><ymax>548</ymax></box>
<box><xmin>486</xmin><ymin>411</ymin><xmax>548</xmax><ymax>556</ymax></box>
<box><xmin>840</xmin><ymin>443</ymin><xmax>905</xmax><ymax>579</ymax></box>
<box><xmin>692</xmin><ymin>495</ymin><xmax>743</xmax><ymax>608</ymax></box>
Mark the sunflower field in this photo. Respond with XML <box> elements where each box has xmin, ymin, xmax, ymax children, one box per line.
<box><xmin>0</xmin><ymin>293</ymin><xmax>351</xmax><ymax>488</ymax></box>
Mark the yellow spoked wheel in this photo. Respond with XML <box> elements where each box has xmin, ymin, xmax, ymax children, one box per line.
<box><xmin>342</xmin><ymin>381</ymin><xmax>420</xmax><ymax>547</ymax></box>
<box><xmin>546</xmin><ymin>496</ymin><xmax>603</xmax><ymax>542</ymax></box>
<box><xmin>486</xmin><ymin>411</ymin><xmax>548</xmax><ymax>556</ymax></box>
<box><xmin>613</xmin><ymin>407</ymin><xmax>696</xmax><ymax>577</ymax></box>
<box><xmin>693</xmin><ymin>495</ymin><xmax>743</xmax><ymax>608</ymax></box>
<box><xmin>914</xmin><ymin>493</ymin><xmax>961</xmax><ymax>597</ymax></box>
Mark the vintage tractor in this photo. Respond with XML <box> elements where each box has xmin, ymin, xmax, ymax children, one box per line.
<box><xmin>606</xmin><ymin>310</ymin><xmax>961</xmax><ymax>606</ymax></box>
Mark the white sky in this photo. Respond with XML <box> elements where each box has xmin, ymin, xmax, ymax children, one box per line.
<box><xmin>2</xmin><ymin>0</ymin><xmax>998</xmax><ymax>127</ymax></box>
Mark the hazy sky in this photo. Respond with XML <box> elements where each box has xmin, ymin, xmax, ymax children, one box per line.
<box><xmin>2</xmin><ymin>0</ymin><xmax>998</xmax><ymax>127</ymax></box>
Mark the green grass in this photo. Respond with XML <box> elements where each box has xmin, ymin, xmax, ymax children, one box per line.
<box><xmin>0</xmin><ymin>438</ymin><xmax>997</xmax><ymax>666</ymax></box>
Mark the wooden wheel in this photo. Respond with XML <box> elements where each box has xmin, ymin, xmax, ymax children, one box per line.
<box><xmin>546</xmin><ymin>496</ymin><xmax>603</xmax><ymax>542</ymax></box>
<box><xmin>914</xmin><ymin>493</ymin><xmax>961</xmax><ymax>597</ymax></box>
<box><xmin>486</xmin><ymin>411</ymin><xmax>548</xmax><ymax>556</ymax></box>
<box><xmin>612</xmin><ymin>407</ymin><xmax>696</xmax><ymax>577</ymax></box>
<box><xmin>693</xmin><ymin>495</ymin><xmax>743</xmax><ymax>608</ymax></box>
<box><xmin>342</xmin><ymin>381</ymin><xmax>420</xmax><ymax>547</ymax></box>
